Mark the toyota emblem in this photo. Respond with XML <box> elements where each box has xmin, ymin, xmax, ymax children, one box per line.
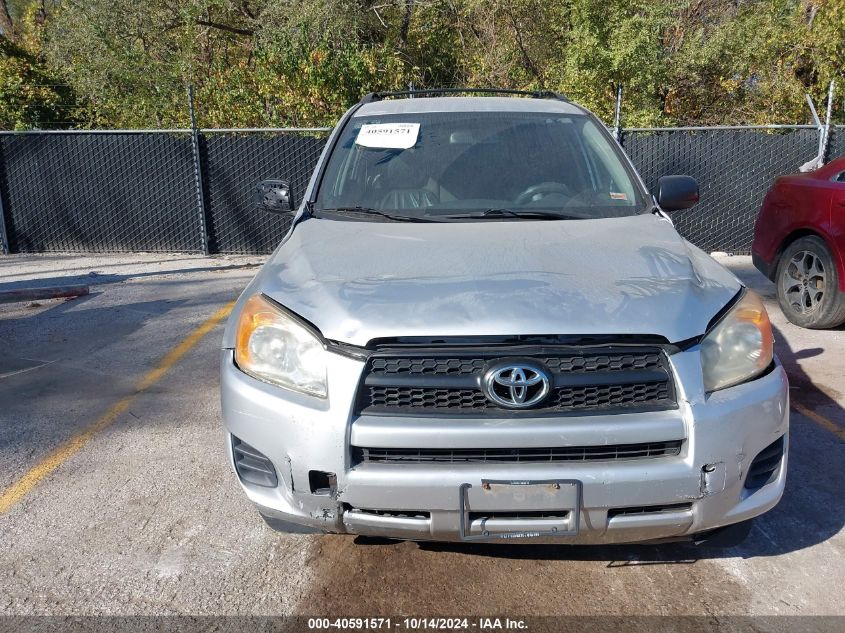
<box><xmin>482</xmin><ymin>363</ymin><xmax>551</xmax><ymax>409</ymax></box>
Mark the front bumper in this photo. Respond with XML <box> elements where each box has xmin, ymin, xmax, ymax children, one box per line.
<box><xmin>220</xmin><ymin>348</ymin><xmax>789</xmax><ymax>544</ymax></box>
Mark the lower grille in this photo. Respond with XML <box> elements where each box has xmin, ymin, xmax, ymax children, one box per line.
<box><xmin>351</xmin><ymin>508</ymin><xmax>431</xmax><ymax>520</ymax></box>
<box><xmin>468</xmin><ymin>510</ymin><xmax>570</xmax><ymax>520</ymax></box>
<box><xmin>607</xmin><ymin>503</ymin><xmax>692</xmax><ymax>519</ymax></box>
<box><xmin>744</xmin><ymin>436</ymin><xmax>785</xmax><ymax>490</ymax></box>
<box><xmin>353</xmin><ymin>440</ymin><xmax>683</xmax><ymax>464</ymax></box>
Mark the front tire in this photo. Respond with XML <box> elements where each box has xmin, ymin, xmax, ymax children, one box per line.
<box><xmin>775</xmin><ymin>236</ymin><xmax>845</xmax><ymax>329</ymax></box>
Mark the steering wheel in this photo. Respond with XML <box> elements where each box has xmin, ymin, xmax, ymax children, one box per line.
<box><xmin>515</xmin><ymin>182</ymin><xmax>572</xmax><ymax>206</ymax></box>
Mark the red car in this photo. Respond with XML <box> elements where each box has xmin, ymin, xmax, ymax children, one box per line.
<box><xmin>752</xmin><ymin>155</ymin><xmax>845</xmax><ymax>328</ymax></box>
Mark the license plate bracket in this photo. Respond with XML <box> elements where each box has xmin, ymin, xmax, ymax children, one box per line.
<box><xmin>458</xmin><ymin>479</ymin><xmax>582</xmax><ymax>541</ymax></box>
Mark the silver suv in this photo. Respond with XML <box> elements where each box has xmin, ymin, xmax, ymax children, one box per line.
<box><xmin>220</xmin><ymin>90</ymin><xmax>788</xmax><ymax>545</ymax></box>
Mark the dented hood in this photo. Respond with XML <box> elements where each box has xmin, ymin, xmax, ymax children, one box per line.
<box><xmin>230</xmin><ymin>213</ymin><xmax>741</xmax><ymax>347</ymax></box>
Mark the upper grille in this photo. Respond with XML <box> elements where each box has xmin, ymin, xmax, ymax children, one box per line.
<box><xmin>356</xmin><ymin>346</ymin><xmax>676</xmax><ymax>416</ymax></box>
<box><xmin>549</xmin><ymin>382</ymin><xmax>670</xmax><ymax>408</ymax></box>
<box><xmin>367</xmin><ymin>382</ymin><xmax>670</xmax><ymax>411</ymax></box>
<box><xmin>369</xmin><ymin>387</ymin><xmax>489</xmax><ymax>409</ymax></box>
<box><xmin>368</xmin><ymin>352</ymin><xmax>663</xmax><ymax>376</ymax></box>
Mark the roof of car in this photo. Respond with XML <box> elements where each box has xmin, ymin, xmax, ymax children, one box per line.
<box><xmin>353</xmin><ymin>96</ymin><xmax>587</xmax><ymax>117</ymax></box>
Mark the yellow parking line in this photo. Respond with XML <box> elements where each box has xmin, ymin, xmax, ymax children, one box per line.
<box><xmin>0</xmin><ymin>301</ymin><xmax>234</xmax><ymax>515</ymax></box>
<box><xmin>792</xmin><ymin>402</ymin><xmax>845</xmax><ymax>442</ymax></box>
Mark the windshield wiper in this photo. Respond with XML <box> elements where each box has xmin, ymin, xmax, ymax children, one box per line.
<box><xmin>433</xmin><ymin>208</ymin><xmax>585</xmax><ymax>220</ymax></box>
<box><xmin>316</xmin><ymin>206</ymin><xmax>437</xmax><ymax>223</ymax></box>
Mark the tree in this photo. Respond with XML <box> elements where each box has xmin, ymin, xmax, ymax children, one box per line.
<box><xmin>0</xmin><ymin>0</ymin><xmax>79</xmax><ymax>129</ymax></box>
<box><xmin>1</xmin><ymin>0</ymin><xmax>843</xmax><ymax>129</ymax></box>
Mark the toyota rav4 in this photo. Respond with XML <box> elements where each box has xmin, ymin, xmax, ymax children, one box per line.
<box><xmin>220</xmin><ymin>90</ymin><xmax>789</xmax><ymax>545</ymax></box>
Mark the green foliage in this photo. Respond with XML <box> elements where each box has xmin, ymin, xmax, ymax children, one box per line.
<box><xmin>0</xmin><ymin>0</ymin><xmax>843</xmax><ymax>129</ymax></box>
<box><xmin>251</xmin><ymin>29</ymin><xmax>406</xmax><ymax>127</ymax></box>
<box><xmin>0</xmin><ymin>39</ymin><xmax>61</xmax><ymax>129</ymax></box>
<box><xmin>0</xmin><ymin>3</ymin><xmax>80</xmax><ymax>129</ymax></box>
<box><xmin>547</xmin><ymin>0</ymin><xmax>679</xmax><ymax>126</ymax></box>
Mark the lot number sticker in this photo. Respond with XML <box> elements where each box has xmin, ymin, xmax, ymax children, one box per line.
<box><xmin>355</xmin><ymin>123</ymin><xmax>420</xmax><ymax>149</ymax></box>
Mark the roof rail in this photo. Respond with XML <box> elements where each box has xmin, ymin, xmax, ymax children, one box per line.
<box><xmin>359</xmin><ymin>88</ymin><xmax>569</xmax><ymax>104</ymax></box>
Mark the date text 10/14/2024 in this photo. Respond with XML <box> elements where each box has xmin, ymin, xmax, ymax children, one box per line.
<box><xmin>307</xmin><ymin>618</ymin><xmax>529</xmax><ymax>630</ymax></box>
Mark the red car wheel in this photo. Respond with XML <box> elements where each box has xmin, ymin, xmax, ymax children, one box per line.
<box><xmin>776</xmin><ymin>235</ymin><xmax>845</xmax><ymax>329</ymax></box>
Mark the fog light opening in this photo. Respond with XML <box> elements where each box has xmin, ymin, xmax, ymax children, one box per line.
<box><xmin>232</xmin><ymin>436</ymin><xmax>278</xmax><ymax>488</ymax></box>
<box><xmin>744</xmin><ymin>436</ymin><xmax>785</xmax><ymax>491</ymax></box>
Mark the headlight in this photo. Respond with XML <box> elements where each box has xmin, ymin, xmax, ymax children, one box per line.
<box><xmin>234</xmin><ymin>294</ymin><xmax>327</xmax><ymax>398</ymax></box>
<box><xmin>700</xmin><ymin>290</ymin><xmax>774</xmax><ymax>392</ymax></box>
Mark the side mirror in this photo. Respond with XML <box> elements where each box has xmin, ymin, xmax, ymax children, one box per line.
<box><xmin>256</xmin><ymin>179</ymin><xmax>295</xmax><ymax>214</ymax></box>
<box><xmin>656</xmin><ymin>175</ymin><xmax>699</xmax><ymax>211</ymax></box>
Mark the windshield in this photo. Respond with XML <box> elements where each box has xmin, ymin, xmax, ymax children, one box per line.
<box><xmin>315</xmin><ymin>110</ymin><xmax>646</xmax><ymax>220</ymax></box>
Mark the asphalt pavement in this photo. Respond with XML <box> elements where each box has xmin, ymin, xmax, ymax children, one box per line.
<box><xmin>0</xmin><ymin>252</ymin><xmax>843</xmax><ymax>619</ymax></box>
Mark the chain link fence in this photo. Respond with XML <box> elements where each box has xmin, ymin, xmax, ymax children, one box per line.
<box><xmin>0</xmin><ymin>123</ymin><xmax>841</xmax><ymax>256</ymax></box>
<box><xmin>828</xmin><ymin>125</ymin><xmax>845</xmax><ymax>162</ymax></box>
<box><xmin>621</xmin><ymin>126</ymin><xmax>821</xmax><ymax>254</ymax></box>
<box><xmin>201</xmin><ymin>130</ymin><xmax>328</xmax><ymax>253</ymax></box>
<box><xmin>0</xmin><ymin>131</ymin><xmax>202</xmax><ymax>252</ymax></box>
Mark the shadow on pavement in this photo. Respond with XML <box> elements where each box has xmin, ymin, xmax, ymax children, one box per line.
<box><xmin>0</xmin><ymin>273</ymin><xmax>241</xmax><ymax>468</ymax></box>
<box><xmin>0</xmin><ymin>262</ymin><xmax>260</xmax><ymax>292</ymax></box>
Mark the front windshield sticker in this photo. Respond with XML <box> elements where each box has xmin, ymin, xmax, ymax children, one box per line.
<box><xmin>609</xmin><ymin>192</ymin><xmax>628</xmax><ymax>200</ymax></box>
<box><xmin>355</xmin><ymin>123</ymin><xmax>420</xmax><ymax>149</ymax></box>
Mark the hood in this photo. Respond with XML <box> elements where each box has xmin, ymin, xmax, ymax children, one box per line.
<box><xmin>242</xmin><ymin>213</ymin><xmax>741</xmax><ymax>347</ymax></box>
